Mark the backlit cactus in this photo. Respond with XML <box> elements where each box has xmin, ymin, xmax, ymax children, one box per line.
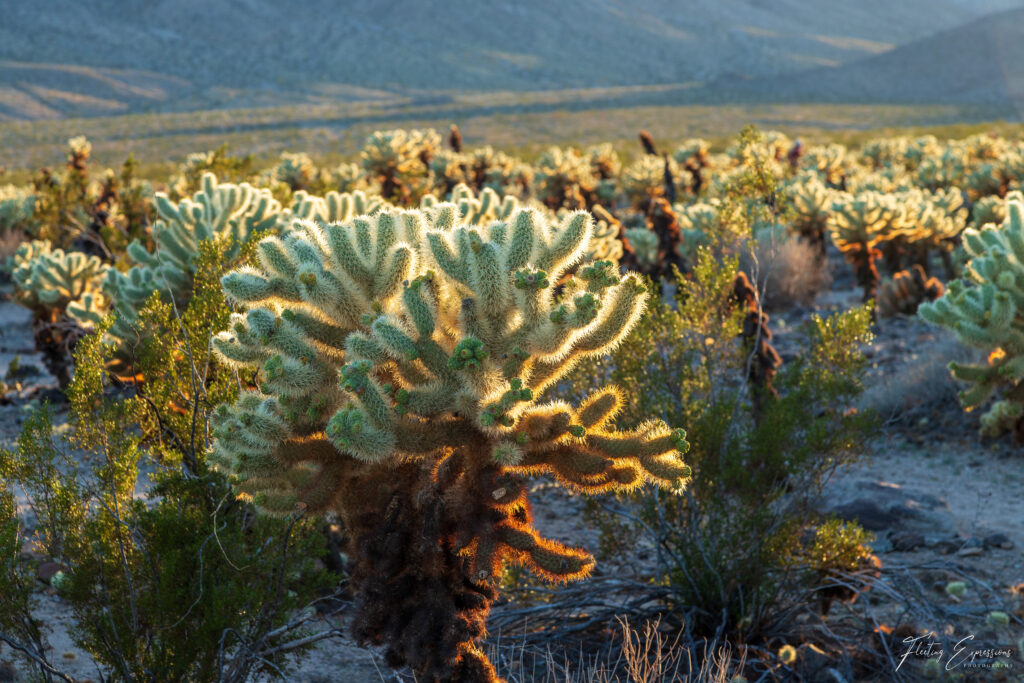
<box><xmin>210</xmin><ymin>205</ymin><xmax>690</xmax><ymax>681</ymax></box>
<box><xmin>11</xmin><ymin>239</ymin><xmax>110</xmax><ymax>387</ymax></box>
<box><xmin>829</xmin><ymin>191</ymin><xmax>905</xmax><ymax>302</ymax></box>
<box><xmin>919</xmin><ymin>195</ymin><xmax>1024</xmax><ymax>438</ymax></box>
<box><xmin>103</xmin><ymin>173</ymin><xmax>281</xmax><ymax>370</ymax></box>
<box><xmin>12</xmin><ymin>239</ymin><xmax>109</xmax><ymax>323</ymax></box>
<box><xmin>876</xmin><ymin>265</ymin><xmax>944</xmax><ymax>318</ymax></box>
<box><xmin>361</xmin><ymin>128</ymin><xmax>440</xmax><ymax>204</ymax></box>
<box><xmin>621</xmin><ymin>154</ymin><xmax>685</xmax><ymax>210</ymax></box>
<box><xmin>285</xmin><ymin>189</ymin><xmax>384</xmax><ymax>225</ymax></box>
<box><xmin>533</xmin><ymin>146</ymin><xmax>598</xmax><ymax>211</ymax></box>
<box><xmin>787</xmin><ymin>175</ymin><xmax>833</xmax><ymax>256</ymax></box>
<box><xmin>0</xmin><ymin>184</ymin><xmax>35</xmax><ymax>233</ymax></box>
<box><xmin>420</xmin><ymin>183</ymin><xmax>518</xmax><ymax>227</ymax></box>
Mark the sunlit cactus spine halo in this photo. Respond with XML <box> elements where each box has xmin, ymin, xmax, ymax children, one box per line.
<box><xmin>209</xmin><ymin>203</ymin><xmax>690</xmax><ymax>681</ymax></box>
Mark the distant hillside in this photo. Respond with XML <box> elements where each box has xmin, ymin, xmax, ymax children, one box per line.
<box><xmin>720</xmin><ymin>8</ymin><xmax>1024</xmax><ymax>109</ymax></box>
<box><xmin>1</xmin><ymin>0</ymin><xmax>1022</xmax><ymax>120</ymax></box>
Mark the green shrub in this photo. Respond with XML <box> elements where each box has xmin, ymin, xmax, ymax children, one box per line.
<box><xmin>0</xmin><ymin>238</ymin><xmax>338</xmax><ymax>681</ymax></box>
<box><xmin>569</xmin><ymin>255</ymin><xmax>875</xmax><ymax>637</ymax></box>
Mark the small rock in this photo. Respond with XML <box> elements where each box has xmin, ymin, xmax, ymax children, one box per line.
<box><xmin>932</xmin><ymin>539</ymin><xmax>961</xmax><ymax>555</ymax></box>
<box><xmin>889</xmin><ymin>531</ymin><xmax>925</xmax><ymax>552</ymax></box>
<box><xmin>36</xmin><ymin>561</ymin><xmax>60</xmax><ymax>583</ymax></box>
<box><xmin>794</xmin><ymin>643</ymin><xmax>832</xmax><ymax>679</ymax></box>
<box><xmin>957</xmin><ymin>546</ymin><xmax>984</xmax><ymax>557</ymax></box>
<box><xmin>831</xmin><ymin>499</ymin><xmax>899</xmax><ymax>532</ymax></box>
<box><xmin>869</xmin><ymin>536</ymin><xmax>893</xmax><ymax>554</ymax></box>
<box><xmin>983</xmin><ymin>533</ymin><xmax>1014</xmax><ymax>550</ymax></box>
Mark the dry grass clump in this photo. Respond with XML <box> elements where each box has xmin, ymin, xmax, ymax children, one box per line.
<box><xmin>858</xmin><ymin>332</ymin><xmax>980</xmax><ymax>420</ymax></box>
<box><xmin>744</xmin><ymin>236</ymin><xmax>830</xmax><ymax>310</ymax></box>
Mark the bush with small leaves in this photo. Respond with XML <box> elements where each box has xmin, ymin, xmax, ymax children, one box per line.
<box><xmin>101</xmin><ymin>172</ymin><xmax>281</xmax><ymax>374</ymax></box>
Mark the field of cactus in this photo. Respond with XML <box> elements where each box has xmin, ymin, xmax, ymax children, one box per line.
<box><xmin>0</xmin><ymin>123</ymin><xmax>1022</xmax><ymax>683</ymax></box>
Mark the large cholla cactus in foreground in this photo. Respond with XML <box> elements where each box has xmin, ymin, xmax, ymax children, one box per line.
<box><xmin>98</xmin><ymin>173</ymin><xmax>281</xmax><ymax>370</ymax></box>
<box><xmin>210</xmin><ymin>206</ymin><xmax>690</xmax><ymax>681</ymax></box>
<box><xmin>920</xmin><ymin>196</ymin><xmax>1024</xmax><ymax>439</ymax></box>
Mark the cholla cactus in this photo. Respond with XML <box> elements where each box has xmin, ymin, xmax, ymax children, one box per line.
<box><xmin>533</xmin><ymin>147</ymin><xmax>597</xmax><ymax>211</ymax></box>
<box><xmin>787</xmin><ymin>175</ymin><xmax>833</xmax><ymax>256</ymax></box>
<box><xmin>12</xmin><ymin>240</ymin><xmax>108</xmax><ymax>322</ymax></box>
<box><xmin>876</xmin><ymin>265</ymin><xmax>944</xmax><ymax>318</ymax></box>
<box><xmin>210</xmin><ymin>206</ymin><xmax>690</xmax><ymax>681</ymax></box>
<box><xmin>673</xmin><ymin>138</ymin><xmax>711</xmax><ymax>194</ymax></box>
<box><xmin>460</xmin><ymin>146</ymin><xmax>533</xmax><ymax>197</ymax></box>
<box><xmin>66</xmin><ymin>136</ymin><xmax>92</xmax><ymax>172</ymax></box>
<box><xmin>623</xmin><ymin>226</ymin><xmax>658</xmax><ymax>269</ymax></box>
<box><xmin>103</xmin><ymin>173</ymin><xmax>281</xmax><ymax>367</ymax></box>
<box><xmin>586</xmin><ymin>143</ymin><xmax>620</xmax><ymax>181</ymax></box>
<box><xmin>584</xmin><ymin>206</ymin><xmax>624</xmax><ymax>266</ymax></box>
<box><xmin>429</xmin><ymin>149</ymin><xmax>470</xmax><ymax>195</ymax></box>
<box><xmin>903</xmin><ymin>136</ymin><xmax>942</xmax><ymax>171</ymax></box>
<box><xmin>675</xmin><ymin>200</ymin><xmax>718</xmax><ymax>266</ymax></box>
<box><xmin>274</xmin><ymin>152</ymin><xmax>319</xmax><ymax>192</ymax></box>
<box><xmin>919</xmin><ymin>195</ymin><xmax>1024</xmax><ymax>437</ymax></box>
<box><xmin>860</xmin><ymin>138</ymin><xmax>909</xmax><ymax>169</ymax></box>
<box><xmin>420</xmin><ymin>183</ymin><xmax>517</xmax><ymax>227</ymax></box>
<box><xmin>972</xmin><ymin>194</ymin><xmax>1007</xmax><ymax>233</ymax></box>
<box><xmin>586</xmin><ymin>144</ymin><xmax>621</xmax><ymax>203</ymax></box>
<box><xmin>333</xmin><ymin>162</ymin><xmax>367</xmax><ymax>193</ymax></box>
<box><xmin>803</xmin><ymin>144</ymin><xmax>847</xmax><ymax>187</ymax></box>
<box><xmin>621</xmin><ymin>155</ymin><xmax>685</xmax><ymax>210</ymax></box>
<box><xmin>917</xmin><ymin>147</ymin><xmax>967</xmax><ymax>191</ymax></box>
<box><xmin>286</xmin><ymin>189</ymin><xmax>384</xmax><ymax>225</ymax></box>
<box><xmin>361</xmin><ymin>129</ymin><xmax>440</xmax><ymax>204</ymax></box>
<box><xmin>0</xmin><ymin>185</ymin><xmax>35</xmax><ymax>233</ymax></box>
<box><xmin>829</xmin><ymin>192</ymin><xmax>905</xmax><ymax>302</ymax></box>
<box><xmin>11</xmin><ymin>239</ymin><xmax>109</xmax><ymax>387</ymax></box>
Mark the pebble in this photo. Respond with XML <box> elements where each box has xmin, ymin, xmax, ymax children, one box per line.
<box><xmin>983</xmin><ymin>532</ymin><xmax>1014</xmax><ymax>550</ymax></box>
<box><xmin>957</xmin><ymin>546</ymin><xmax>984</xmax><ymax>557</ymax></box>
<box><xmin>36</xmin><ymin>560</ymin><xmax>61</xmax><ymax>583</ymax></box>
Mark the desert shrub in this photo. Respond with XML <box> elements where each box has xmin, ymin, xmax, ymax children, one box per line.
<box><xmin>746</xmin><ymin>230</ymin><xmax>829</xmax><ymax>310</ymax></box>
<box><xmin>567</xmin><ymin>255</ymin><xmax>875</xmax><ymax>638</ymax></box>
<box><xmin>0</xmin><ymin>238</ymin><xmax>338</xmax><ymax>682</ymax></box>
<box><xmin>561</xmin><ymin>128</ymin><xmax>875</xmax><ymax>642</ymax></box>
<box><xmin>28</xmin><ymin>138</ymin><xmax>152</xmax><ymax>257</ymax></box>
